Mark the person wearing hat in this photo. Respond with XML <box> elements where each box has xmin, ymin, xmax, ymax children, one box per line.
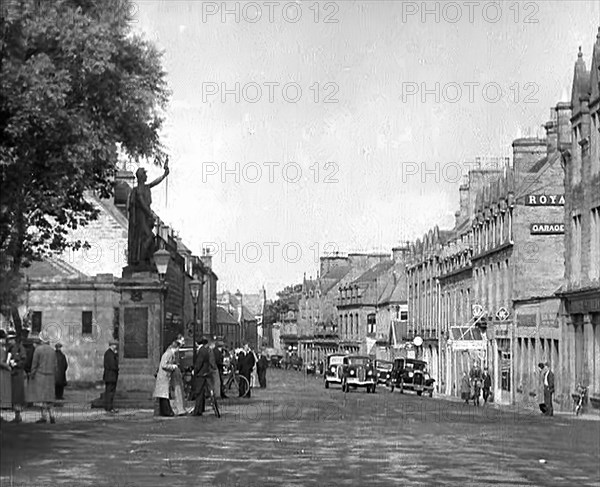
<box><xmin>214</xmin><ymin>340</ymin><xmax>227</xmax><ymax>399</ymax></box>
<box><xmin>54</xmin><ymin>343</ymin><xmax>68</xmax><ymax>400</ymax></box>
<box><xmin>103</xmin><ymin>340</ymin><xmax>119</xmax><ymax>413</ymax></box>
<box><xmin>6</xmin><ymin>331</ymin><xmax>27</xmax><ymax>423</ymax></box>
<box><xmin>0</xmin><ymin>330</ymin><xmax>13</xmax><ymax>422</ymax></box>
<box><xmin>29</xmin><ymin>336</ymin><xmax>57</xmax><ymax>423</ymax></box>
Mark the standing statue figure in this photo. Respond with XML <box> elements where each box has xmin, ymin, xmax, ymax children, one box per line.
<box><xmin>127</xmin><ymin>159</ymin><xmax>169</xmax><ymax>269</ymax></box>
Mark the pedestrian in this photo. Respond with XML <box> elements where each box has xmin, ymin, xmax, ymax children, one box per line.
<box><xmin>538</xmin><ymin>362</ymin><xmax>555</xmax><ymax>416</ymax></box>
<box><xmin>169</xmin><ymin>336</ymin><xmax>186</xmax><ymax>416</ymax></box>
<box><xmin>460</xmin><ymin>371</ymin><xmax>471</xmax><ymax>404</ymax></box>
<box><xmin>0</xmin><ymin>330</ymin><xmax>13</xmax><ymax>422</ymax></box>
<box><xmin>6</xmin><ymin>331</ymin><xmax>27</xmax><ymax>423</ymax></box>
<box><xmin>238</xmin><ymin>343</ymin><xmax>255</xmax><ymax>398</ymax></box>
<box><xmin>318</xmin><ymin>360</ymin><xmax>324</xmax><ymax>375</ymax></box>
<box><xmin>469</xmin><ymin>360</ymin><xmax>483</xmax><ymax>406</ymax></box>
<box><xmin>191</xmin><ymin>338</ymin><xmax>211</xmax><ymax>416</ymax></box>
<box><xmin>54</xmin><ymin>343</ymin><xmax>68</xmax><ymax>400</ymax></box>
<box><xmin>257</xmin><ymin>352</ymin><xmax>268</xmax><ymax>388</ymax></box>
<box><xmin>482</xmin><ymin>367</ymin><xmax>492</xmax><ymax>404</ymax></box>
<box><xmin>214</xmin><ymin>341</ymin><xmax>227</xmax><ymax>399</ymax></box>
<box><xmin>29</xmin><ymin>336</ymin><xmax>57</xmax><ymax>423</ymax></box>
<box><xmin>153</xmin><ymin>335</ymin><xmax>184</xmax><ymax>417</ymax></box>
<box><xmin>103</xmin><ymin>340</ymin><xmax>119</xmax><ymax>413</ymax></box>
<box><xmin>208</xmin><ymin>339</ymin><xmax>223</xmax><ymax>402</ymax></box>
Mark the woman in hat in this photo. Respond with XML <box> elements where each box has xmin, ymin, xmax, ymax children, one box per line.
<box><xmin>0</xmin><ymin>330</ymin><xmax>13</xmax><ymax>422</ymax></box>
<box><xmin>29</xmin><ymin>336</ymin><xmax>57</xmax><ymax>423</ymax></box>
<box><xmin>6</xmin><ymin>331</ymin><xmax>27</xmax><ymax>423</ymax></box>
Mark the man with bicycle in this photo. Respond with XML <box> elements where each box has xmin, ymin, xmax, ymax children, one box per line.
<box><xmin>192</xmin><ymin>338</ymin><xmax>214</xmax><ymax>417</ymax></box>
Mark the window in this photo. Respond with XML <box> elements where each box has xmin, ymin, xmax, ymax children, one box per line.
<box><xmin>591</xmin><ymin>207</ymin><xmax>600</xmax><ymax>281</ymax></box>
<box><xmin>572</xmin><ymin>214</ymin><xmax>582</xmax><ymax>282</ymax></box>
<box><xmin>82</xmin><ymin>311</ymin><xmax>93</xmax><ymax>335</ymax></box>
<box><xmin>367</xmin><ymin>313</ymin><xmax>376</xmax><ymax>334</ymax></box>
<box><xmin>573</xmin><ymin>125</ymin><xmax>582</xmax><ymax>184</ymax></box>
<box><xmin>31</xmin><ymin>311</ymin><xmax>42</xmax><ymax>334</ymax></box>
<box><xmin>400</xmin><ymin>310</ymin><xmax>408</xmax><ymax>321</ymax></box>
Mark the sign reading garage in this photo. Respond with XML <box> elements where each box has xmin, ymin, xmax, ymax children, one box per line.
<box><xmin>530</xmin><ymin>223</ymin><xmax>565</xmax><ymax>234</ymax></box>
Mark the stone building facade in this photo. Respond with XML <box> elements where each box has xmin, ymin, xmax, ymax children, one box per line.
<box><xmin>558</xmin><ymin>34</ymin><xmax>600</xmax><ymax>411</ymax></box>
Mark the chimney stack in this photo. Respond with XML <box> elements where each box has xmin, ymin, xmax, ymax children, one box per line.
<box><xmin>555</xmin><ymin>102</ymin><xmax>572</xmax><ymax>151</ymax></box>
<box><xmin>200</xmin><ymin>248</ymin><xmax>212</xmax><ymax>269</ymax></box>
<box><xmin>544</xmin><ymin>108</ymin><xmax>558</xmax><ymax>156</ymax></box>
<box><xmin>512</xmin><ymin>137</ymin><xmax>547</xmax><ymax>175</ymax></box>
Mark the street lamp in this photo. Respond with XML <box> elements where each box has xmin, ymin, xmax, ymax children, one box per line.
<box><xmin>154</xmin><ymin>248</ymin><xmax>170</xmax><ymax>353</ymax></box>
<box><xmin>189</xmin><ymin>278</ymin><xmax>202</xmax><ymax>364</ymax></box>
<box><xmin>154</xmin><ymin>249</ymin><xmax>170</xmax><ymax>278</ymax></box>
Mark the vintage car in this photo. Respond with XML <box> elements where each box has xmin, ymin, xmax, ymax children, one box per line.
<box><xmin>375</xmin><ymin>360</ymin><xmax>393</xmax><ymax>385</ymax></box>
<box><xmin>324</xmin><ymin>353</ymin><xmax>346</xmax><ymax>388</ymax></box>
<box><xmin>341</xmin><ymin>355</ymin><xmax>377</xmax><ymax>393</ymax></box>
<box><xmin>387</xmin><ymin>358</ymin><xmax>435</xmax><ymax>397</ymax></box>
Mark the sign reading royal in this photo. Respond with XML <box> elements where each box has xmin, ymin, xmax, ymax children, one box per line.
<box><xmin>530</xmin><ymin>223</ymin><xmax>565</xmax><ymax>235</ymax></box>
<box><xmin>525</xmin><ymin>194</ymin><xmax>565</xmax><ymax>206</ymax></box>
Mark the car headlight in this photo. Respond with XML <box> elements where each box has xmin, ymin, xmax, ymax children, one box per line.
<box><xmin>386</xmin><ymin>373</ymin><xmax>390</xmax><ymax>378</ymax></box>
<box><xmin>408</xmin><ymin>372</ymin><xmax>413</xmax><ymax>378</ymax></box>
<box><xmin>367</xmin><ymin>370</ymin><xmax>372</xmax><ymax>375</ymax></box>
<box><xmin>350</xmin><ymin>370</ymin><xmax>355</xmax><ymax>376</ymax></box>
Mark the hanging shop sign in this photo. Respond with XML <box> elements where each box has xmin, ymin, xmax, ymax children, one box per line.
<box><xmin>530</xmin><ymin>223</ymin><xmax>564</xmax><ymax>235</ymax></box>
<box><xmin>525</xmin><ymin>194</ymin><xmax>565</xmax><ymax>206</ymax></box>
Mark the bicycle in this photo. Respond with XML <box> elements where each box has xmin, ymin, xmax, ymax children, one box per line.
<box><xmin>222</xmin><ymin>367</ymin><xmax>250</xmax><ymax>398</ymax></box>
<box><xmin>573</xmin><ymin>383</ymin><xmax>588</xmax><ymax>416</ymax></box>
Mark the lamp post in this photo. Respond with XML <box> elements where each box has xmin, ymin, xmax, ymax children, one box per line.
<box><xmin>154</xmin><ymin>249</ymin><xmax>170</xmax><ymax>353</ymax></box>
<box><xmin>189</xmin><ymin>278</ymin><xmax>202</xmax><ymax>365</ymax></box>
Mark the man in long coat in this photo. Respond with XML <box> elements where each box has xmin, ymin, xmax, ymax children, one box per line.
<box><xmin>54</xmin><ymin>343</ymin><xmax>68</xmax><ymax>400</ymax></box>
<box><xmin>191</xmin><ymin>338</ymin><xmax>212</xmax><ymax>416</ymax></box>
<box><xmin>153</xmin><ymin>336</ymin><xmax>183</xmax><ymax>417</ymax></box>
<box><xmin>538</xmin><ymin>362</ymin><xmax>555</xmax><ymax>416</ymax></box>
<box><xmin>29</xmin><ymin>337</ymin><xmax>57</xmax><ymax>423</ymax></box>
<box><xmin>103</xmin><ymin>340</ymin><xmax>119</xmax><ymax>413</ymax></box>
<box><xmin>257</xmin><ymin>352</ymin><xmax>268</xmax><ymax>388</ymax></box>
<box><xmin>239</xmin><ymin>344</ymin><xmax>255</xmax><ymax>398</ymax></box>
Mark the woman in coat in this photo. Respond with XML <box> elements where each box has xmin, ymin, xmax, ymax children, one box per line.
<box><xmin>29</xmin><ymin>337</ymin><xmax>57</xmax><ymax>423</ymax></box>
<box><xmin>460</xmin><ymin>371</ymin><xmax>471</xmax><ymax>403</ymax></box>
<box><xmin>153</xmin><ymin>335</ymin><xmax>184</xmax><ymax>417</ymax></box>
<box><xmin>6</xmin><ymin>331</ymin><xmax>27</xmax><ymax>423</ymax></box>
<box><xmin>0</xmin><ymin>330</ymin><xmax>13</xmax><ymax>421</ymax></box>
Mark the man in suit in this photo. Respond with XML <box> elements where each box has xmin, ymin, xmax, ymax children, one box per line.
<box><xmin>103</xmin><ymin>340</ymin><xmax>119</xmax><ymax>413</ymax></box>
<box><xmin>214</xmin><ymin>341</ymin><xmax>227</xmax><ymax>399</ymax></box>
<box><xmin>239</xmin><ymin>343</ymin><xmax>255</xmax><ymax>398</ymax></box>
<box><xmin>538</xmin><ymin>362</ymin><xmax>555</xmax><ymax>416</ymax></box>
<box><xmin>482</xmin><ymin>367</ymin><xmax>492</xmax><ymax>404</ymax></box>
<box><xmin>192</xmin><ymin>338</ymin><xmax>211</xmax><ymax>416</ymax></box>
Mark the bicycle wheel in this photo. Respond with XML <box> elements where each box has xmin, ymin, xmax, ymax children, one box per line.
<box><xmin>238</xmin><ymin>375</ymin><xmax>250</xmax><ymax>398</ymax></box>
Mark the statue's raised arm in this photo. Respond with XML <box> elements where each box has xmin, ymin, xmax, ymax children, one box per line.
<box><xmin>147</xmin><ymin>156</ymin><xmax>170</xmax><ymax>189</ymax></box>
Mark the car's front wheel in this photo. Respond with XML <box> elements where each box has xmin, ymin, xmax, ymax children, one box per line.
<box><xmin>417</xmin><ymin>391</ymin><xmax>423</xmax><ymax>396</ymax></box>
<box><xmin>325</xmin><ymin>380</ymin><xmax>329</xmax><ymax>389</ymax></box>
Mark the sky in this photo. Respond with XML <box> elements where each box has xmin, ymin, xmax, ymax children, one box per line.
<box><xmin>129</xmin><ymin>1</ymin><xmax>600</xmax><ymax>299</ymax></box>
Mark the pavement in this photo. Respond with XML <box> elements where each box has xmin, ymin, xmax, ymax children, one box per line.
<box><xmin>1</xmin><ymin>369</ymin><xmax>599</xmax><ymax>486</ymax></box>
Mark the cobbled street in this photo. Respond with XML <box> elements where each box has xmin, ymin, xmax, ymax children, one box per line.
<box><xmin>1</xmin><ymin>369</ymin><xmax>599</xmax><ymax>487</ymax></box>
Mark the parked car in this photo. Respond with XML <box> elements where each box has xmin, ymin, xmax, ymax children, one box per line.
<box><xmin>341</xmin><ymin>355</ymin><xmax>377</xmax><ymax>393</ymax></box>
<box><xmin>375</xmin><ymin>360</ymin><xmax>393</xmax><ymax>385</ymax></box>
<box><xmin>270</xmin><ymin>355</ymin><xmax>283</xmax><ymax>368</ymax></box>
<box><xmin>387</xmin><ymin>358</ymin><xmax>435</xmax><ymax>397</ymax></box>
<box><xmin>324</xmin><ymin>353</ymin><xmax>346</xmax><ymax>389</ymax></box>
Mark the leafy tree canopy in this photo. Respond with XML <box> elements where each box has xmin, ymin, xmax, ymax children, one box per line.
<box><xmin>0</xmin><ymin>0</ymin><xmax>169</xmax><ymax>320</ymax></box>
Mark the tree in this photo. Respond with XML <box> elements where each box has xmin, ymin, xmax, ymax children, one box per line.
<box><xmin>0</xmin><ymin>0</ymin><xmax>169</xmax><ymax>331</ymax></box>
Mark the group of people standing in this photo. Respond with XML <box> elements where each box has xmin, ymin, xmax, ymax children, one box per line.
<box><xmin>0</xmin><ymin>330</ymin><xmax>69</xmax><ymax>424</ymax></box>
<box><xmin>151</xmin><ymin>336</ymin><xmax>268</xmax><ymax>418</ymax></box>
<box><xmin>460</xmin><ymin>361</ymin><xmax>492</xmax><ymax>406</ymax></box>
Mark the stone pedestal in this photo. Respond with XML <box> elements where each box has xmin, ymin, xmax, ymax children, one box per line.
<box><xmin>115</xmin><ymin>271</ymin><xmax>165</xmax><ymax>392</ymax></box>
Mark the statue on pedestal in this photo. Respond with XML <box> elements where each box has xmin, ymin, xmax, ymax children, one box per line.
<box><xmin>127</xmin><ymin>159</ymin><xmax>170</xmax><ymax>270</ymax></box>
